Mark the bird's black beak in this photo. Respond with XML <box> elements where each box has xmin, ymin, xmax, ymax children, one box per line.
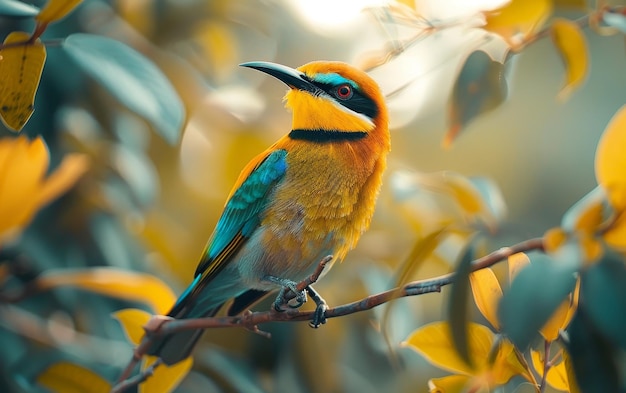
<box><xmin>240</xmin><ymin>61</ymin><xmax>320</xmax><ymax>95</ymax></box>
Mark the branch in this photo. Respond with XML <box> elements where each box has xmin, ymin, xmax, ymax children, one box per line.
<box><xmin>111</xmin><ymin>237</ymin><xmax>544</xmax><ymax>392</ymax></box>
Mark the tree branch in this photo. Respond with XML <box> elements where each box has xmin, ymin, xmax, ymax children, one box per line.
<box><xmin>111</xmin><ymin>237</ymin><xmax>544</xmax><ymax>392</ymax></box>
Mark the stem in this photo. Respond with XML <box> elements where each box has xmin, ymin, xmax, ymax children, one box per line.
<box><xmin>110</xmin><ymin>237</ymin><xmax>544</xmax><ymax>392</ymax></box>
<box><xmin>539</xmin><ymin>340</ymin><xmax>552</xmax><ymax>393</ymax></box>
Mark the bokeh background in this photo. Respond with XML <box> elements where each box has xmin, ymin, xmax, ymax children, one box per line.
<box><xmin>0</xmin><ymin>0</ymin><xmax>624</xmax><ymax>392</ymax></box>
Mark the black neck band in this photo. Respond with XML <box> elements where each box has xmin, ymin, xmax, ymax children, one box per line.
<box><xmin>289</xmin><ymin>129</ymin><xmax>367</xmax><ymax>142</ymax></box>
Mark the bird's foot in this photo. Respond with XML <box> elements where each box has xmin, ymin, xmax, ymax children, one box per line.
<box><xmin>265</xmin><ymin>276</ymin><xmax>308</xmax><ymax>311</ymax></box>
<box><xmin>306</xmin><ymin>285</ymin><xmax>328</xmax><ymax>328</ymax></box>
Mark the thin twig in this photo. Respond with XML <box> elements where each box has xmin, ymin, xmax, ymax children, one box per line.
<box><xmin>110</xmin><ymin>359</ymin><xmax>162</xmax><ymax>393</ymax></box>
<box><xmin>539</xmin><ymin>340</ymin><xmax>552</xmax><ymax>393</ymax></box>
<box><xmin>111</xmin><ymin>237</ymin><xmax>544</xmax><ymax>392</ymax></box>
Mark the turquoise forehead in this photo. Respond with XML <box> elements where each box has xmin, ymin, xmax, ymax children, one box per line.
<box><xmin>310</xmin><ymin>73</ymin><xmax>359</xmax><ymax>89</ymax></box>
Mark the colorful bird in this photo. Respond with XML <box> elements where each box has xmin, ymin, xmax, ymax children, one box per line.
<box><xmin>148</xmin><ymin>60</ymin><xmax>390</xmax><ymax>365</ymax></box>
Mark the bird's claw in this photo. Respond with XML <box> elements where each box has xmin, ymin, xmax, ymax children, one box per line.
<box><xmin>306</xmin><ymin>285</ymin><xmax>328</xmax><ymax>328</ymax></box>
<box><xmin>309</xmin><ymin>302</ymin><xmax>328</xmax><ymax>328</ymax></box>
<box><xmin>271</xmin><ymin>279</ymin><xmax>307</xmax><ymax>312</ymax></box>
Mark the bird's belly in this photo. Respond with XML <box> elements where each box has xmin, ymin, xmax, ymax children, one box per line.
<box><xmin>233</xmin><ymin>223</ymin><xmax>341</xmax><ymax>291</ymax></box>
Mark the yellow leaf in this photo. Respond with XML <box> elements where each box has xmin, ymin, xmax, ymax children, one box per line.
<box><xmin>0</xmin><ymin>137</ymin><xmax>87</xmax><ymax>242</ymax></box>
<box><xmin>484</xmin><ymin>0</ymin><xmax>552</xmax><ymax>45</ymax></box>
<box><xmin>543</xmin><ymin>227</ymin><xmax>567</xmax><ymax>254</ymax></box>
<box><xmin>551</xmin><ymin>18</ymin><xmax>589</xmax><ymax>100</ymax></box>
<box><xmin>540</xmin><ymin>296</ymin><xmax>570</xmax><ymax>341</ymax></box>
<box><xmin>578</xmin><ymin>234</ymin><xmax>603</xmax><ymax>264</ymax></box>
<box><xmin>403</xmin><ymin>322</ymin><xmax>494</xmax><ymax>376</ymax></box>
<box><xmin>36</xmin><ymin>0</ymin><xmax>82</xmax><ymax>24</ymax></box>
<box><xmin>531</xmin><ymin>349</ymin><xmax>570</xmax><ymax>391</ymax></box>
<box><xmin>428</xmin><ymin>375</ymin><xmax>471</xmax><ymax>393</ymax></box>
<box><xmin>140</xmin><ymin>356</ymin><xmax>193</xmax><ymax>393</ymax></box>
<box><xmin>443</xmin><ymin>172</ymin><xmax>484</xmax><ymax>215</ymax></box>
<box><xmin>604</xmin><ymin>212</ymin><xmax>626</xmax><ymax>251</ymax></box>
<box><xmin>541</xmin><ymin>279</ymin><xmax>579</xmax><ymax>341</ymax></box>
<box><xmin>507</xmin><ymin>252</ymin><xmax>530</xmax><ymax>282</ymax></box>
<box><xmin>595</xmin><ymin>105</ymin><xmax>626</xmax><ymax>212</ymax></box>
<box><xmin>36</xmin><ymin>362</ymin><xmax>111</xmax><ymax>393</ymax></box>
<box><xmin>112</xmin><ymin>308</ymin><xmax>152</xmax><ymax>345</ymax></box>
<box><xmin>492</xmin><ymin>339</ymin><xmax>535</xmax><ymax>385</ymax></box>
<box><xmin>561</xmin><ymin>186</ymin><xmax>612</xmax><ymax>234</ymax></box>
<box><xmin>36</xmin><ymin>268</ymin><xmax>176</xmax><ymax>314</ymax></box>
<box><xmin>562</xmin><ymin>348</ymin><xmax>581</xmax><ymax>393</ymax></box>
<box><xmin>0</xmin><ymin>32</ymin><xmax>46</xmax><ymax>131</ymax></box>
<box><xmin>192</xmin><ymin>21</ymin><xmax>238</xmax><ymax>82</ymax></box>
<box><xmin>469</xmin><ymin>268</ymin><xmax>503</xmax><ymax>330</ymax></box>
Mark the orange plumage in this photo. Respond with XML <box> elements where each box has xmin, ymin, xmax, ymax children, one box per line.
<box><xmin>149</xmin><ymin>60</ymin><xmax>390</xmax><ymax>365</ymax></box>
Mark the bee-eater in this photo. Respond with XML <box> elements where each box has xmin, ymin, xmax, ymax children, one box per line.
<box><xmin>149</xmin><ymin>60</ymin><xmax>390</xmax><ymax>365</ymax></box>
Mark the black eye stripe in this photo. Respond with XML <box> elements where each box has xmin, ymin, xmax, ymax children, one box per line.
<box><xmin>306</xmin><ymin>79</ymin><xmax>378</xmax><ymax>120</ymax></box>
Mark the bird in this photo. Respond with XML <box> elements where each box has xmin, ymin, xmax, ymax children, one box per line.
<box><xmin>148</xmin><ymin>60</ymin><xmax>390</xmax><ymax>365</ymax></box>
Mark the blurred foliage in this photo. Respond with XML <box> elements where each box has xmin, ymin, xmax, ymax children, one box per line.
<box><xmin>0</xmin><ymin>0</ymin><xmax>625</xmax><ymax>392</ymax></box>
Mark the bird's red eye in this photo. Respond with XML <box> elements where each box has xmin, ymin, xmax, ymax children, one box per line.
<box><xmin>335</xmin><ymin>84</ymin><xmax>353</xmax><ymax>100</ymax></box>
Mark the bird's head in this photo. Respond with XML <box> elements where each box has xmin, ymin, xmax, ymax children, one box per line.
<box><xmin>241</xmin><ymin>61</ymin><xmax>388</xmax><ymax>142</ymax></box>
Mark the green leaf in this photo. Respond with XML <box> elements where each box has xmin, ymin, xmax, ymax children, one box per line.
<box><xmin>0</xmin><ymin>0</ymin><xmax>39</xmax><ymax>17</ymax></box>
<box><xmin>448</xmin><ymin>237</ymin><xmax>479</xmax><ymax>367</ymax></box>
<box><xmin>110</xmin><ymin>144</ymin><xmax>158</xmax><ymax>207</ymax></box>
<box><xmin>498</xmin><ymin>253</ymin><xmax>577</xmax><ymax>349</ymax></box>
<box><xmin>446</xmin><ymin>50</ymin><xmax>508</xmax><ymax>147</ymax></box>
<box><xmin>581</xmin><ymin>252</ymin><xmax>626</xmax><ymax>349</ymax></box>
<box><xmin>62</xmin><ymin>33</ymin><xmax>184</xmax><ymax>144</ymax></box>
<box><xmin>566</xmin><ymin>306</ymin><xmax>621</xmax><ymax>393</ymax></box>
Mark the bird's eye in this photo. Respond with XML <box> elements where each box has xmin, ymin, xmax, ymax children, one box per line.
<box><xmin>335</xmin><ymin>84</ymin><xmax>353</xmax><ymax>100</ymax></box>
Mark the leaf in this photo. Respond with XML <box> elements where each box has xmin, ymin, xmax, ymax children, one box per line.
<box><xmin>492</xmin><ymin>338</ymin><xmax>534</xmax><ymax>385</ymax></box>
<box><xmin>0</xmin><ymin>0</ymin><xmax>39</xmax><ymax>17</ymax></box>
<box><xmin>63</xmin><ymin>34</ymin><xmax>184</xmax><ymax>144</ymax></box>
<box><xmin>0</xmin><ymin>31</ymin><xmax>46</xmax><ymax>131</ymax></box>
<box><xmin>551</xmin><ymin>18</ymin><xmax>589</xmax><ymax>100</ymax></box>
<box><xmin>36</xmin><ymin>268</ymin><xmax>176</xmax><ymax>314</ymax></box>
<box><xmin>561</xmin><ymin>348</ymin><xmax>581</xmax><ymax>393</ymax></box>
<box><xmin>540</xmin><ymin>295</ymin><xmax>571</xmax><ymax>342</ymax></box>
<box><xmin>467</xmin><ymin>177</ymin><xmax>507</xmax><ymax>227</ymax></box>
<box><xmin>36</xmin><ymin>362</ymin><xmax>111</xmax><ymax>393</ymax></box>
<box><xmin>428</xmin><ymin>375</ymin><xmax>471</xmax><ymax>393</ymax></box>
<box><xmin>530</xmin><ymin>350</ymin><xmax>570</xmax><ymax>391</ymax></box>
<box><xmin>542</xmin><ymin>227</ymin><xmax>567</xmax><ymax>254</ymax></box>
<box><xmin>140</xmin><ymin>356</ymin><xmax>193</xmax><ymax>393</ymax></box>
<box><xmin>110</xmin><ymin>144</ymin><xmax>158</xmax><ymax>207</ymax></box>
<box><xmin>470</xmin><ymin>267</ymin><xmax>503</xmax><ymax>330</ymax></box>
<box><xmin>561</xmin><ymin>186</ymin><xmax>612</xmax><ymax>234</ymax></box>
<box><xmin>36</xmin><ymin>0</ymin><xmax>82</xmax><ymax>23</ymax></box>
<box><xmin>581</xmin><ymin>252</ymin><xmax>626</xmax><ymax>349</ymax></box>
<box><xmin>112</xmin><ymin>308</ymin><xmax>152</xmax><ymax>345</ymax></box>
<box><xmin>403</xmin><ymin>321</ymin><xmax>491</xmax><ymax>376</ymax></box>
<box><xmin>566</xmin><ymin>306</ymin><xmax>621</xmax><ymax>393</ymax></box>
<box><xmin>603</xmin><ymin>212</ymin><xmax>626</xmax><ymax>251</ymax></box>
<box><xmin>484</xmin><ymin>0</ymin><xmax>552</xmax><ymax>45</ymax></box>
<box><xmin>448</xmin><ymin>238</ymin><xmax>479</xmax><ymax>366</ymax></box>
<box><xmin>446</xmin><ymin>51</ymin><xmax>507</xmax><ymax>147</ymax></box>
<box><xmin>595</xmin><ymin>105</ymin><xmax>626</xmax><ymax>211</ymax></box>
<box><xmin>498</xmin><ymin>253</ymin><xmax>577</xmax><ymax>349</ymax></box>
<box><xmin>507</xmin><ymin>252</ymin><xmax>530</xmax><ymax>283</ymax></box>
<box><xmin>382</xmin><ymin>228</ymin><xmax>447</xmax><ymax>339</ymax></box>
<box><xmin>36</xmin><ymin>153</ymin><xmax>89</xmax><ymax>206</ymax></box>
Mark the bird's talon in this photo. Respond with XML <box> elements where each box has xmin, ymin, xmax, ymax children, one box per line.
<box><xmin>309</xmin><ymin>303</ymin><xmax>328</xmax><ymax>328</ymax></box>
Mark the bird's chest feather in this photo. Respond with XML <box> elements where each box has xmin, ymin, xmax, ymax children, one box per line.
<box><xmin>260</xmin><ymin>141</ymin><xmax>383</xmax><ymax>261</ymax></box>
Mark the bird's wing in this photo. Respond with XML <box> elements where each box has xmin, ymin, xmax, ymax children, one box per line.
<box><xmin>173</xmin><ymin>148</ymin><xmax>287</xmax><ymax>309</ymax></box>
